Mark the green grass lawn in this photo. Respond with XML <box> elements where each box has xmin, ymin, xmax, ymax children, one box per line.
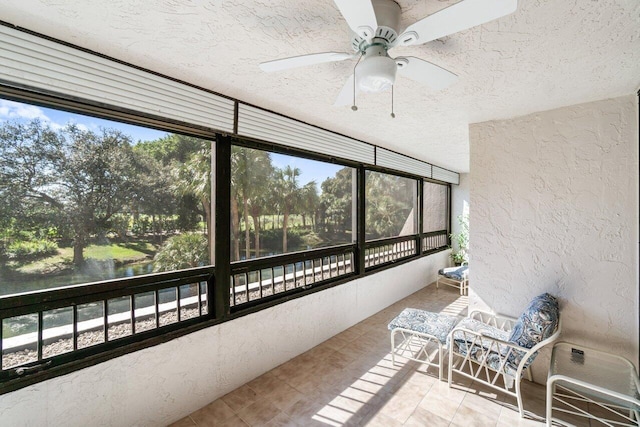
<box><xmin>13</xmin><ymin>241</ymin><xmax>157</xmax><ymax>275</ymax></box>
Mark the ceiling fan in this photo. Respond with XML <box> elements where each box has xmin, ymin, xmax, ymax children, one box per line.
<box><xmin>259</xmin><ymin>0</ymin><xmax>518</xmax><ymax>108</ymax></box>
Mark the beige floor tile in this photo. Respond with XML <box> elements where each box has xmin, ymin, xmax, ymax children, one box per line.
<box><xmin>167</xmin><ymin>416</ymin><xmax>196</xmax><ymax>427</ymax></box>
<box><xmin>377</xmin><ymin>383</ymin><xmax>424</xmax><ymax>423</ymax></box>
<box><xmin>304</xmin><ymin>344</ymin><xmax>337</xmax><ymax>361</ymax></box>
<box><xmin>335</xmin><ymin>327</ymin><xmax>363</xmax><ymax>343</ymax></box>
<box><xmin>263</xmin><ymin>411</ymin><xmax>297</xmax><ymax>427</ymax></box>
<box><xmin>237</xmin><ymin>399</ymin><xmax>281</xmax><ymax>426</ymax></box>
<box><xmin>418</xmin><ymin>380</ymin><xmax>466</xmax><ymax>420</ymax></box>
<box><xmin>247</xmin><ymin>372</ymin><xmax>282</xmax><ymax>396</ymax></box>
<box><xmin>212</xmin><ymin>414</ymin><xmax>250</xmax><ymax>427</ymax></box>
<box><xmin>189</xmin><ymin>399</ymin><xmax>236</xmax><ymax>426</ymax></box>
<box><xmin>265</xmin><ymin>381</ymin><xmax>305</xmax><ymax>412</ymax></box>
<box><xmin>451</xmin><ymin>401</ymin><xmax>501</xmax><ymax>427</ymax></box>
<box><xmin>404</xmin><ymin>407</ymin><xmax>450</xmax><ymax>427</ymax></box>
<box><xmin>283</xmin><ymin>397</ymin><xmax>323</xmax><ymax>420</ymax></box>
<box><xmin>313</xmin><ymin>401</ymin><xmax>367</xmax><ymax>426</ymax></box>
<box><xmin>497</xmin><ymin>405</ymin><xmax>546</xmax><ymax>427</ymax></box>
<box><xmin>461</xmin><ymin>388</ymin><xmax>504</xmax><ymax>419</ymax></box>
<box><xmin>360</xmin><ymin>411</ymin><xmax>403</xmax><ymax>426</ymax></box>
<box><xmin>180</xmin><ymin>285</ymin><xmax>563</xmax><ymax>427</ymax></box>
<box><xmin>402</xmin><ymin>369</ymin><xmax>438</xmax><ymax>391</ymax></box>
<box><xmin>322</xmin><ymin>334</ymin><xmax>351</xmax><ymax>351</ymax></box>
<box><xmin>221</xmin><ymin>384</ymin><xmax>258</xmax><ymax>412</ymax></box>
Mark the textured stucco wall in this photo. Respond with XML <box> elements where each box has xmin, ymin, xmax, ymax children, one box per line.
<box><xmin>0</xmin><ymin>251</ymin><xmax>449</xmax><ymax>426</ymax></box>
<box><xmin>469</xmin><ymin>95</ymin><xmax>639</xmax><ymax>379</ymax></box>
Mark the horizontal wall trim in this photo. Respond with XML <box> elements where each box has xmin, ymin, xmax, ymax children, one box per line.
<box><xmin>432</xmin><ymin>166</ymin><xmax>460</xmax><ymax>184</ymax></box>
<box><xmin>237</xmin><ymin>104</ymin><xmax>375</xmax><ymax>165</ymax></box>
<box><xmin>0</xmin><ymin>24</ymin><xmax>235</xmax><ymax>133</ymax></box>
<box><xmin>376</xmin><ymin>147</ymin><xmax>433</xmax><ymax>178</ymax></box>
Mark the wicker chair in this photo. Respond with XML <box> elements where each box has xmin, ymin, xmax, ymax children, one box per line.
<box><xmin>448</xmin><ymin>293</ymin><xmax>561</xmax><ymax>418</ymax></box>
<box><xmin>437</xmin><ymin>263</ymin><xmax>469</xmax><ymax>295</ymax></box>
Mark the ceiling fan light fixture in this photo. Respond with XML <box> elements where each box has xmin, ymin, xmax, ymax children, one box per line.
<box><xmin>356</xmin><ymin>55</ymin><xmax>397</xmax><ymax>92</ymax></box>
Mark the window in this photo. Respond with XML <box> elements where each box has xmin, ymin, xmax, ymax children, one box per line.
<box><xmin>0</xmin><ymin>98</ymin><xmax>213</xmax><ymax>372</ymax></box>
<box><xmin>228</xmin><ymin>146</ymin><xmax>356</xmax><ymax>307</ymax></box>
<box><xmin>0</xmin><ymin>94</ymin><xmax>453</xmax><ymax>387</ymax></box>
<box><xmin>365</xmin><ymin>171</ymin><xmax>417</xmax><ymax>240</ymax></box>
<box><xmin>423</xmin><ymin>181</ymin><xmax>449</xmax><ymax>233</ymax></box>
<box><xmin>363</xmin><ymin>171</ymin><xmax>418</xmax><ymax>268</ymax></box>
<box><xmin>0</xmin><ymin>99</ymin><xmax>213</xmax><ymax>297</ymax></box>
<box><xmin>422</xmin><ymin>181</ymin><xmax>450</xmax><ymax>251</ymax></box>
<box><xmin>230</xmin><ymin>146</ymin><xmax>355</xmax><ymax>262</ymax></box>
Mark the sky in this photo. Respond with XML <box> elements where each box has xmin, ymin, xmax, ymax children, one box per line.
<box><xmin>0</xmin><ymin>99</ymin><xmax>169</xmax><ymax>142</ymax></box>
<box><xmin>0</xmin><ymin>99</ymin><xmax>344</xmax><ymax>189</ymax></box>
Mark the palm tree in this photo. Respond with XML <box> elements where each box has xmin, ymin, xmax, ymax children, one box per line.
<box><xmin>171</xmin><ymin>148</ymin><xmax>212</xmax><ymax>257</ymax></box>
<box><xmin>300</xmin><ymin>181</ymin><xmax>319</xmax><ymax>230</ymax></box>
<box><xmin>231</xmin><ymin>147</ymin><xmax>273</xmax><ymax>260</ymax></box>
<box><xmin>249</xmin><ymin>189</ymin><xmax>270</xmax><ymax>256</ymax></box>
<box><xmin>276</xmin><ymin>166</ymin><xmax>301</xmax><ymax>253</ymax></box>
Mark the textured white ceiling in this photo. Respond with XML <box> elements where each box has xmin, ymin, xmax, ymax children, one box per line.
<box><xmin>1</xmin><ymin>0</ymin><xmax>638</xmax><ymax>172</ymax></box>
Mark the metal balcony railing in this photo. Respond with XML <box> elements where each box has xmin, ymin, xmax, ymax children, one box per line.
<box><xmin>421</xmin><ymin>230</ymin><xmax>449</xmax><ymax>254</ymax></box>
<box><xmin>229</xmin><ymin>244</ymin><xmax>356</xmax><ymax>309</ymax></box>
<box><xmin>364</xmin><ymin>235</ymin><xmax>418</xmax><ymax>270</ymax></box>
<box><xmin>0</xmin><ymin>267</ymin><xmax>213</xmax><ymax>381</ymax></box>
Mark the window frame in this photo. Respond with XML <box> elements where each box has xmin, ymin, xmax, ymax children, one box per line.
<box><xmin>0</xmin><ymin>86</ymin><xmax>453</xmax><ymax>394</ymax></box>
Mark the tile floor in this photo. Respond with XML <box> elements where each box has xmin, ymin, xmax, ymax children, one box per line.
<box><xmin>169</xmin><ymin>284</ymin><xmax>603</xmax><ymax>426</ymax></box>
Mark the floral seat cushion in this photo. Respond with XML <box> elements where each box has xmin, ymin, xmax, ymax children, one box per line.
<box><xmin>451</xmin><ymin>293</ymin><xmax>560</xmax><ymax>376</ymax></box>
<box><xmin>388</xmin><ymin>308</ymin><xmax>460</xmax><ymax>345</ymax></box>
<box><xmin>438</xmin><ymin>265</ymin><xmax>468</xmax><ymax>280</ymax></box>
<box><xmin>507</xmin><ymin>293</ymin><xmax>559</xmax><ymax>365</ymax></box>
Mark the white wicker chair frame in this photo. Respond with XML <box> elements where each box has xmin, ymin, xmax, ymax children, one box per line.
<box><xmin>391</xmin><ymin>328</ymin><xmax>447</xmax><ymax>381</ymax></box>
<box><xmin>437</xmin><ymin>262</ymin><xmax>469</xmax><ymax>295</ymax></box>
<box><xmin>436</xmin><ymin>274</ymin><xmax>469</xmax><ymax>295</ymax></box>
<box><xmin>448</xmin><ymin>310</ymin><xmax>562</xmax><ymax>418</ymax></box>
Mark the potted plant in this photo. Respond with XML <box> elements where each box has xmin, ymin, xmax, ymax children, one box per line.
<box><xmin>449</xmin><ymin>214</ymin><xmax>469</xmax><ymax>266</ymax></box>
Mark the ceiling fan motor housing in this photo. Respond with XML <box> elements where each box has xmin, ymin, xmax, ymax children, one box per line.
<box><xmin>351</xmin><ymin>0</ymin><xmax>401</xmax><ymax>49</ymax></box>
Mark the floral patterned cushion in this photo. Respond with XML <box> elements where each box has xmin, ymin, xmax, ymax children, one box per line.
<box><xmin>508</xmin><ymin>293</ymin><xmax>559</xmax><ymax>346</ymax></box>
<box><xmin>438</xmin><ymin>265</ymin><xmax>468</xmax><ymax>280</ymax></box>
<box><xmin>507</xmin><ymin>293</ymin><xmax>559</xmax><ymax>366</ymax></box>
<box><xmin>388</xmin><ymin>308</ymin><xmax>460</xmax><ymax>344</ymax></box>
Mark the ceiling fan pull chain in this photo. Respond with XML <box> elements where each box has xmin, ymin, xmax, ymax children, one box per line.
<box><xmin>390</xmin><ymin>85</ymin><xmax>396</xmax><ymax>118</ymax></box>
<box><xmin>352</xmin><ymin>53</ymin><xmax>363</xmax><ymax>111</ymax></box>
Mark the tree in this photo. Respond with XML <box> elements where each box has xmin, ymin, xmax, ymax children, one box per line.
<box><xmin>128</xmin><ymin>149</ymin><xmax>175</xmax><ymax>242</ymax></box>
<box><xmin>320</xmin><ymin>167</ymin><xmax>353</xmax><ymax>234</ymax></box>
<box><xmin>135</xmin><ymin>135</ymin><xmax>209</xmax><ymax>234</ymax></box>
<box><xmin>171</xmin><ymin>148</ymin><xmax>212</xmax><ymax>254</ymax></box>
<box><xmin>365</xmin><ymin>172</ymin><xmax>415</xmax><ymax>239</ymax></box>
<box><xmin>231</xmin><ymin>147</ymin><xmax>273</xmax><ymax>260</ymax></box>
<box><xmin>275</xmin><ymin>166</ymin><xmax>301</xmax><ymax>253</ymax></box>
<box><xmin>299</xmin><ymin>181</ymin><xmax>319</xmax><ymax>230</ymax></box>
<box><xmin>0</xmin><ymin>120</ymin><xmax>137</xmax><ymax>266</ymax></box>
<box><xmin>152</xmin><ymin>233</ymin><xmax>208</xmax><ymax>272</ymax></box>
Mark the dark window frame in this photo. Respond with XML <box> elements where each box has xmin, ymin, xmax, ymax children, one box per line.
<box><xmin>0</xmin><ymin>87</ymin><xmax>451</xmax><ymax>394</ymax></box>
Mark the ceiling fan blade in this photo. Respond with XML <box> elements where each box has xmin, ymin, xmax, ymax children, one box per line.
<box><xmin>397</xmin><ymin>0</ymin><xmax>517</xmax><ymax>46</ymax></box>
<box><xmin>259</xmin><ymin>52</ymin><xmax>355</xmax><ymax>72</ymax></box>
<box><xmin>334</xmin><ymin>74</ymin><xmax>357</xmax><ymax>106</ymax></box>
<box><xmin>396</xmin><ymin>57</ymin><xmax>458</xmax><ymax>91</ymax></box>
<box><xmin>333</xmin><ymin>0</ymin><xmax>378</xmax><ymax>40</ymax></box>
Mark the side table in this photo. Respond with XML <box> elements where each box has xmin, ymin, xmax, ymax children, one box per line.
<box><xmin>546</xmin><ymin>341</ymin><xmax>640</xmax><ymax>426</ymax></box>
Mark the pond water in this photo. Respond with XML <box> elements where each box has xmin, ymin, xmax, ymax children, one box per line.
<box><xmin>0</xmin><ymin>261</ymin><xmax>155</xmax><ymax>297</ymax></box>
<box><xmin>1</xmin><ymin>261</ymin><xmax>158</xmax><ymax>339</ymax></box>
